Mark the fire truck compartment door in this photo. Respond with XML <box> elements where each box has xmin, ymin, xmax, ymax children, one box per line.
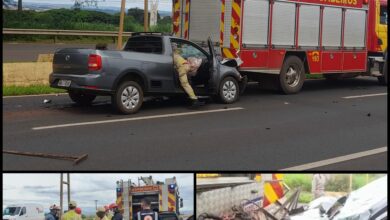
<box><xmin>189</xmin><ymin>0</ymin><xmax>221</xmax><ymax>43</ymax></box>
<box><xmin>322</xmin><ymin>7</ymin><xmax>342</xmax><ymax>48</ymax></box>
<box><xmin>344</xmin><ymin>9</ymin><xmax>366</xmax><ymax>48</ymax></box>
<box><xmin>298</xmin><ymin>5</ymin><xmax>320</xmax><ymax>47</ymax></box>
<box><xmin>242</xmin><ymin>0</ymin><xmax>269</xmax><ymax>47</ymax></box>
<box><xmin>271</xmin><ymin>1</ymin><xmax>296</xmax><ymax>47</ymax></box>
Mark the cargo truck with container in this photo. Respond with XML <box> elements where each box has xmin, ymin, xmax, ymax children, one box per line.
<box><xmin>173</xmin><ymin>0</ymin><xmax>388</xmax><ymax>94</ymax></box>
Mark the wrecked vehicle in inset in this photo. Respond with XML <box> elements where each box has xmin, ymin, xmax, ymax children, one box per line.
<box><xmin>289</xmin><ymin>175</ymin><xmax>387</xmax><ymax>220</ymax></box>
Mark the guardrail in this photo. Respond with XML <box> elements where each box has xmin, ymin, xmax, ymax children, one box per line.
<box><xmin>3</xmin><ymin>28</ymin><xmax>134</xmax><ymax>37</ymax></box>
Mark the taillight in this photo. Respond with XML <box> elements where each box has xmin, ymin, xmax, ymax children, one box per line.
<box><xmin>88</xmin><ymin>54</ymin><xmax>102</xmax><ymax>71</ymax></box>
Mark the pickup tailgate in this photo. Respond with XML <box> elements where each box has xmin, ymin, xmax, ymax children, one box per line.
<box><xmin>53</xmin><ymin>48</ymin><xmax>95</xmax><ymax>74</ymax></box>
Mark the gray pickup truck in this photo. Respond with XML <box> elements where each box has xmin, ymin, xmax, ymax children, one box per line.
<box><xmin>50</xmin><ymin>33</ymin><xmax>247</xmax><ymax>114</ymax></box>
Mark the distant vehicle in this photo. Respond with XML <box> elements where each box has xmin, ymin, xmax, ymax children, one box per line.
<box><xmin>50</xmin><ymin>33</ymin><xmax>247</xmax><ymax>114</ymax></box>
<box><xmin>3</xmin><ymin>204</ymin><xmax>44</xmax><ymax>220</ymax></box>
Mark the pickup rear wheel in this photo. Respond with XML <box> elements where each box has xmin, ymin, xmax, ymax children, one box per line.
<box><xmin>113</xmin><ymin>81</ymin><xmax>144</xmax><ymax>114</ymax></box>
<box><xmin>68</xmin><ymin>91</ymin><xmax>96</xmax><ymax>105</ymax></box>
<box><xmin>279</xmin><ymin>56</ymin><xmax>305</xmax><ymax>94</ymax></box>
<box><xmin>218</xmin><ymin>76</ymin><xmax>239</xmax><ymax>104</ymax></box>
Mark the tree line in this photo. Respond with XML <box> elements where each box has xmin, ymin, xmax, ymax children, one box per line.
<box><xmin>3</xmin><ymin>8</ymin><xmax>172</xmax><ymax>42</ymax></box>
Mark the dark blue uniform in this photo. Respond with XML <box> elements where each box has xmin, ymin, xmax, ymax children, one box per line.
<box><xmin>135</xmin><ymin>210</ymin><xmax>158</xmax><ymax>220</ymax></box>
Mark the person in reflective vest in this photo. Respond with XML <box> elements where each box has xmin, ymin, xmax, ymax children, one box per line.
<box><xmin>109</xmin><ymin>203</ymin><xmax>122</xmax><ymax>220</ymax></box>
<box><xmin>135</xmin><ymin>198</ymin><xmax>158</xmax><ymax>220</ymax></box>
<box><xmin>172</xmin><ymin>42</ymin><xmax>205</xmax><ymax>108</ymax></box>
<box><xmin>61</xmin><ymin>201</ymin><xmax>82</xmax><ymax>220</ymax></box>
<box><xmin>95</xmin><ymin>207</ymin><xmax>109</xmax><ymax>220</ymax></box>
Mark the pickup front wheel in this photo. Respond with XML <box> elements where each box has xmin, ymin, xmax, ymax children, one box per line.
<box><xmin>113</xmin><ymin>81</ymin><xmax>144</xmax><ymax>114</ymax></box>
<box><xmin>218</xmin><ymin>76</ymin><xmax>239</xmax><ymax>104</ymax></box>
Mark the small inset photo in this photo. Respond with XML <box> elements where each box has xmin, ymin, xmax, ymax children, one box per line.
<box><xmin>3</xmin><ymin>173</ymin><xmax>194</xmax><ymax>220</ymax></box>
<box><xmin>196</xmin><ymin>173</ymin><xmax>387</xmax><ymax>220</ymax></box>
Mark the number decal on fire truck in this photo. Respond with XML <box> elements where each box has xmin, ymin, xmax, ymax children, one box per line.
<box><xmin>309</xmin><ymin>51</ymin><xmax>320</xmax><ymax>62</ymax></box>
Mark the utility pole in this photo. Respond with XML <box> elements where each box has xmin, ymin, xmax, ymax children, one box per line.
<box><xmin>94</xmin><ymin>200</ymin><xmax>98</xmax><ymax>210</ymax></box>
<box><xmin>60</xmin><ymin>173</ymin><xmax>71</xmax><ymax>219</ymax></box>
<box><xmin>349</xmin><ymin>174</ymin><xmax>353</xmax><ymax>192</ymax></box>
<box><xmin>144</xmin><ymin>0</ymin><xmax>149</xmax><ymax>31</ymax></box>
<box><xmin>18</xmin><ymin>0</ymin><xmax>22</xmax><ymax>11</ymax></box>
<box><xmin>117</xmin><ymin>0</ymin><xmax>126</xmax><ymax>50</ymax></box>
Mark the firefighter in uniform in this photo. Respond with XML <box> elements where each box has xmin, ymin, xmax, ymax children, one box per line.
<box><xmin>95</xmin><ymin>207</ymin><xmax>109</xmax><ymax>220</ymax></box>
<box><xmin>135</xmin><ymin>198</ymin><xmax>158</xmax><ymax>220</ymax></box>
<box><xmin>110</xmin><ymin>203</ymin><xmax>123</xmax><ymax>220</ymax></box>
<box><xmin>104</xmin><ymin>205</ymin><xmax>112</xmax><ymax>220</ymax></box>
<box><xmin>61</xmin><ymin>201</ymin><xmax>82</xmax><ymax>220</ymax></box>
<box><xmin>172</xmin><ymin>43</ymin><xmax>205</xmax><ymax>108</ymax></box>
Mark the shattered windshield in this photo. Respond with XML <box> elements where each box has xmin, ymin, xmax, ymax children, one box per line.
<box><xmin>3</xmin><ymin>207</ymin><xmax>21</xmax><ymax>216</ymax></box>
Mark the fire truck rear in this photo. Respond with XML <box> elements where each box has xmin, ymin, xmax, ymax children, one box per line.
<box><xmin>173</xmin><ymin>0</ymin><xmax>388</xmax><ymax>94</ymax></box>
<box><xmin>116</xmin><ymin>176</ymin><xmax>183</xmax><ymax>220</ymax></box>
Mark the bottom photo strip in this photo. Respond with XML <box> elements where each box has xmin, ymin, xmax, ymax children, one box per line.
<box><xmin>3</xmin><ymin>173</ymin><xmax>387</xmax><ymax>220</ymax></box>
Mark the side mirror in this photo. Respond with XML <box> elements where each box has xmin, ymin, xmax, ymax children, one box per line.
<box><xmin>180</xmin><ymin>198</ymin><xmax>184</xmax><ymax>208</ymax></box>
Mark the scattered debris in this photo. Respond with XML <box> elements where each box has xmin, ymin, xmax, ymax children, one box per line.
<box><xmin>367</xmin><ymin>113</ymin><xmax>371</xmax><ymax>117</ymax></box>
<box><xmin>43</xmin><ymin>99</ymin><xmax>52</xmax><ymax>104</ymax></box>
<box><xmin>3</xmin><ymin>149</ymin><xmax>88</xmax><ymax>165</ymax></box>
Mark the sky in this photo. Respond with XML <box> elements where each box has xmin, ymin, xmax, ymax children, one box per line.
<box><xmin>23</xmin><ymin>0</ymin><xmax>173</xmax><ymax>11</ymax></box>
<box><xmin>3</xmin><ymin>173</ymin><xmax>193</xmax><ymax>215</ymax></box>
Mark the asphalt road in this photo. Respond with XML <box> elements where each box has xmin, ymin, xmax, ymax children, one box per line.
<box><xmin>3</xmin><ymin>77</ymin><xmax>388</xmax><ymax>170</ymax></box>
<box><xmin>3</xmin><ymin>42</ymin><xmax>116</xmax><ymax>62</ymax></box>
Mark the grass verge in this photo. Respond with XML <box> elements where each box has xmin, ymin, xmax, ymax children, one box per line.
<box><xmin>3</xmin><ymin>85</ymin><xmax>66</xmax><ymax>96</ymax></box>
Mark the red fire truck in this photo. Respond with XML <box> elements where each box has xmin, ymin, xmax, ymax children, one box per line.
<box><xmin>172</xmin><ymin>0</ymin><xmax>387</xmax><ymax>94</ymax></box>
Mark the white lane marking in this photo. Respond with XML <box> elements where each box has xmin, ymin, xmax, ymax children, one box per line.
<box><xmin>281</xmin><ymin>146</ymin><xmax>387</xmax><ymax>170</ymax></box>
<box><xmin>342</xmin><ymin>93</ymin><xmax>387</xmax><ymax>99</ymax></box>
<box><xmin>32</xmin><ymin>107</ymin><xmax>245</xmax><ymax>130</ymax></box>
<box><xmin>3</xmin><ymin>93</ymin><xmax>67</xmax><ymax>98</ymax></box>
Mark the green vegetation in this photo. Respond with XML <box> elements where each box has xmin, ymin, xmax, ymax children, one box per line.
<box><xmin>3</xmin><ymin>85</ymin><xmax>66</xmax><ymax>96</ymax></box>
<box><xmin>306</xmin><ymin>74</ymin><xmax>324</xmax><ymax>79</ymax></box>
<box><xmin>283</xmin><ymin>174</ymin><xmax>385</xmax><ymax>204</ymax></box>
<box><xmin>3</xmin><ymin>8</ymin><xmax>172</xmax><ymax>43</ymax></box>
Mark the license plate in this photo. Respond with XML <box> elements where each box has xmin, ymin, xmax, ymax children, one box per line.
<box><xmin>58</xmin><ymin>80</ymin><xmax>71</xmax><ymax>87</ymax></box>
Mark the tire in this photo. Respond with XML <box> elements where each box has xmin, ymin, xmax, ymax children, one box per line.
<box><xmin>278</xmin><ymin>56</ymin><xmax>305</xmax><ymax>94</ymax></box>
<box><xmin>68</xmin><ymin>91</ymin><xmax>96</xmax><ymax>105</ymax></box>
<box><xmin>112</xmin><ymin>81</ymin><xmax>144</xmax><ymax>114</ymax></box>
<box><xmin>378</xmin><ymin>52</ymin><xmax>387</xmax><ymax>85</ymax></box>
<box><xmin>218</xmin><ymin>76</ymin><xmax>240</xmax><ymax>104</ymax></box>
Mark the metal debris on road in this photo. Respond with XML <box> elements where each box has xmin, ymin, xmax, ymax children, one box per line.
<box><xmin>3</xmin><ymin>149</ymin><xmax>88</xmax><ymax>165</ymax></box>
